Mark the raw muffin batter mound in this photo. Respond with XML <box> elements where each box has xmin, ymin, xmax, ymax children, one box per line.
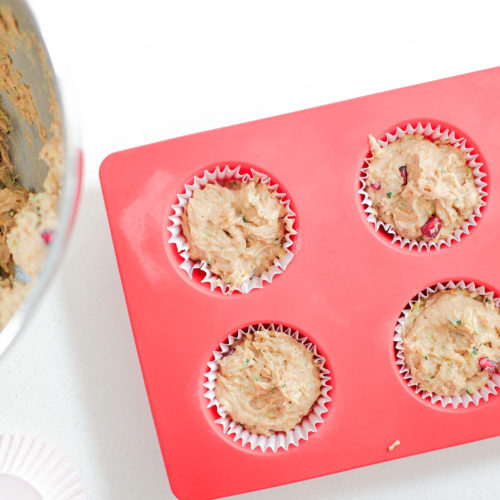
<box><xmin>366</xmin><ymin>134</ymin><xmax>481</xmax><ymax>241</ymax></box>
<box><xmin>214</xmin><ymin>328</ymin><xmax>321</xmax><ymax>436</ymax></box>
<box><xmin>402</xmin><ymin>289</ymin><xmax>500</xmax><ymax>397</ymax></box>
<box><xmin>181</xmin><ymin>179</ymin><xmax>291</xmax><ymax>290</ymax></box>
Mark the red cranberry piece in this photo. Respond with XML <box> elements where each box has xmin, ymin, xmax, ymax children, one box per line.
<box><xmin>371</xmin><ymin>182</ymin><xmax>381</xmax><ymax>190</ymax></box>
<box><xmin>421</xmin><ymin>216</ymin><xmax>442</xmax><ymax>239</ymax></box>
<box><xmin>399</xmin><ymin>166</ymin><xmax>407</xmax><ymax>186</ymax></box>
<box><xmin>41</xmin><ymin>231</ymin><xmax>53</xmax><ymax>245</ymax></box>
<box><xmin>479</xmin><ymin>357</ymin><xmax>498</xmax><ymax>374</ymax></box>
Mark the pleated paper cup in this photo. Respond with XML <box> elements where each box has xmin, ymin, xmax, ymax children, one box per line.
<box><xmin>360</xmin><ymin>122</ymin><xmax>487</xmax><ymax>251</ymax></box>
<box><xmin>168</xmin><ymin>165</ymin><xmax>296</xmax><ymax>294</ymax></box>
<box><xmin>394</xmin><ymin>280</ymin><xmax>500</xmax><ymax>409</ymax></box>
<box><xmin>203</xmin><ymin>323</ymin><xmax>332</xmax><ymax>452</ymax></box>
<box><xmin>0</xmin><ymin>434</ymin><xmax>85</xmax><ymax>499</ymax></box>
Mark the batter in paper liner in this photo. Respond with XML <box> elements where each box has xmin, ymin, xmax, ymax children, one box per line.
<box><xmin>214</xmin><ymin>328</ymin><xmax>321</xmax><ymax>436</ymax></box>
<box><xmin>181</xmin><ymin>179</ymin><xmax>291</xmax><ymax>290</ymax></box>
<box><xmin>366</xmin><ymin>134</ymin><xmax>480</xmax><ymax>241</ymax></box>
<box><xmin>402</xmin><ymin>289</ymin><xmax>500</xmax><ymax>397</ymax></box>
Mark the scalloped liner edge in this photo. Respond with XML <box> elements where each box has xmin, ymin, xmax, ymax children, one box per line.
<box><xmin>203</xmin><ymin>323</ymin><xmax>332</xmax><ymax>452</ymax></box>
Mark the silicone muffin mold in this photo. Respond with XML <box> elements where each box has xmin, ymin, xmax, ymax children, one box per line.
<box><xmin>100</xmin><ymin>67</ymin><xmax>500</xmax><ymax>500</ymax></box>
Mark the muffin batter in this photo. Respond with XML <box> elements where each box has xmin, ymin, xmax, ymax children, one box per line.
<box><xmin>214</xmin><ymin>328</ymin><xmax>321</xmax><ymax>436</ymax></box>
<box><xmin>0</xmin><ymin>7</ymin><xmax>61</xmax><ymax>330</ymax></box>
<box><xmin>181</xmin><ymin>179</ymin><xmax>290</xmax><ymax>290</ymax></box>
<box><xmin>366</xmin><ymin>134</ymin><xmax>480</xmax><ymax>241</ymax></box>
<box><xmin>402</xmin><ymin>289</ymin><xmax>500</xmax><ymax>397</ymax></box>
<box><xmin>0</xmin><ymin>116</ymin><xmax>60</xmax><ymax>330</ymax></box>
<box><xmin>0</xmin><ymin>111</ymin><xmax>28</xmax><ymax>276</ymax></box>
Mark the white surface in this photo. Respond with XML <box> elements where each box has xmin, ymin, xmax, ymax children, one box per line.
<box><xmin>1</xmin><ymin>0</ymin><xmax>499</xmax><ymax>499</ymax></box>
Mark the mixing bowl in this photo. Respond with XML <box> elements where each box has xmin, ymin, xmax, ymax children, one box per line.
<box><xmin>0</xmin><ymin>0</ymin><xmax>81</xmax><ymax>356</ymax></box>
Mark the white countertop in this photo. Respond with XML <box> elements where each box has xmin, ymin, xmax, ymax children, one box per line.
<box><xmin>2</xmin><ymin>1</ymin><xmax>499</xmax><ymax>498</ymax></box>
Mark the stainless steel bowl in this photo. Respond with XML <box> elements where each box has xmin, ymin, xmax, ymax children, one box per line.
<box><xmin>0</xmin><ymin>0</ymin><xmax>81</xmax><ymax>355</ymax></box>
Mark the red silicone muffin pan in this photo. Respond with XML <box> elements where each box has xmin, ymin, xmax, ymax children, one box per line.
<box><xmin>100</xmin><ymin>66</ymin><xmax>500</xmax><ymax>500</ymax></box>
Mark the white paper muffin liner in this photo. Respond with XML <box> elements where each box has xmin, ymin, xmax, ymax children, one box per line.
<box><xmin>0</xmin><ymin>434</ymin><xmax>84</xmax><ymax>499</ymax></box>
<box><xmin>394</xmin><ymin>280</ymin><xmax>500</xmax><ymax>409</ymax></box>
<box><xmin>168</xmin><ymin>165</ymin><xmax>296</xmax><ymax>294</ymax></box>
<box><xmin>359</xmin><ymin>122</ymin><xmax>487</xmax><ymax>251</ymax></box>
<box><xmin>203</xmin><ymin>323</ymin><xmax>332</xmax><ymax>452</ymax></box>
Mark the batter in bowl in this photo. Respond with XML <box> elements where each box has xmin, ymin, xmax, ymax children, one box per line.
<box><xmin>0</xmin><ymin>7</ymin><xmax>61</xmax><ymax>330</ymax></box>
<box><xmin>0</xmin><ymin>110</ymin><xmax>60</xmax><ymax>330</ymax></box>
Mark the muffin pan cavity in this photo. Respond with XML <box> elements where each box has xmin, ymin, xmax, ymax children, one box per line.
<box><xmin>100</xmin><ymin>67</ymin><xmax>500</xmax><ymax>499</ymax></box>
<box><xmin>203</xmin><ymin>322</ymin><xmax>332</xmax><ymax>452</ymax></box>
<box><xmin>360</xmin><ymin>121</ymin><xmax>487</xmax><ymax>251</ymax></box>
<box><xmin>166</xmin><ymin>162</ymin><xmax>297</xmax><ymax>295</ymax></box>
<box><xmin>394</xmin><ymin>280</ymin><xmax>500</xmax><ymax>409</ymax></box>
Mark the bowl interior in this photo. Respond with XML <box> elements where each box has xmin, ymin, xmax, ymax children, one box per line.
<box><xmin>1</xmin><ymin>0</ymin><xmax>59</xmax><ymax>191</ymax></box>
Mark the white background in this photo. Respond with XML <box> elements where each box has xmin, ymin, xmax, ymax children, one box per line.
<box><xmin>2</xmin><ymin>1</ymin><xmax>499</xmax><ymax>499</ymax></box>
